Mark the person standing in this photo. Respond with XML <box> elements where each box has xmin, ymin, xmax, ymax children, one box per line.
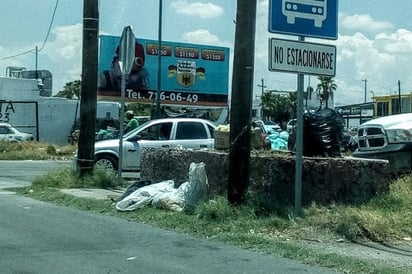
<box><xmin>124</xmin><ymin>110</ymin><xmax>139</xmax><ymax>133</ymax></box>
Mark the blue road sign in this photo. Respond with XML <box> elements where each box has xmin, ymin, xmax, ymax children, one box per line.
<box><xmin>269</xmin><ymin>0</ymin><xmax>338</xmax><ymax>40</ymax></box>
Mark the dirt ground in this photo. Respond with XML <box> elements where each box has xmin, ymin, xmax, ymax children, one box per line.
<box><xmin>297</xmin><ymin>235</ymin><xmax>412</xmax><ymax>271</ymax></box>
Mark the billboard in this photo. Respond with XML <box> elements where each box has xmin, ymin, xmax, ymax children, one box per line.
<box><xmin>97</xmin><ymin>35</ymin><xmax>230</xmax><ymax>107</ymax></box>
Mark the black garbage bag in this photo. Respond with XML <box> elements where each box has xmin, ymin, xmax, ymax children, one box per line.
<box><xmin>288</xmin><ymin>108</ymin><xmax>344</xmax><ymax>157</ymax></box>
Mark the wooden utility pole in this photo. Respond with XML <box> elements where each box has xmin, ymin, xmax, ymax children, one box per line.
<box><xmin>228</xmin><ymin>0</ymin><xmax>257</xmax><ymax>204</ymax></box>
<box><xmin>77</xmin><ymin>0</ymin><xmax>99</xmax><ymax>176</ymax></box>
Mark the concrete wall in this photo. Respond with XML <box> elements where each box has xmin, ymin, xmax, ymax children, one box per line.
<box><xmin>37</xmin><ymin>97</ymin><xmax>119</xmax><ymax>144</ymax></box>
<box><xmin>140</xmin><ymin>149</ymin><xmax>391</xmax><ymax>211</ymax></box>
<box><xmin>0</xmin><ymin>77</ymin><xmax>39</xmax><ymax>101</ymax></box>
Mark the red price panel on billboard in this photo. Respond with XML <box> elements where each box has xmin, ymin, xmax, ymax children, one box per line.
<box><xmin>146</xmin><ymin>44</ymin><xmax>172</xmax><ymax>56</ymax></box>
<box><xmin>174</xmin><ymin>47</ymin><xmax>199</xmax><ymax>59</ymax></box>
<box><xmin>201</xmin><ymin>49</ymin><xmax>225</xmax><ymax>61</ymax></box>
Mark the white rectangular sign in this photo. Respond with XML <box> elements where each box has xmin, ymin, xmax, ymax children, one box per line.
<box><xmin>269</xmin><ymin>38</ymin><xmax>336</xmax><ymax>76</ymax></box>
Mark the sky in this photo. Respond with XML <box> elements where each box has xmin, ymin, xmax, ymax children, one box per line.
<box><xmin>1</xmin><ymin>0</ymin><xmax>412</xmax><ymax>107</ymax></box>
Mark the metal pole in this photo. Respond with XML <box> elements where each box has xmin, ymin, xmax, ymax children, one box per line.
<box><xmin>362</xmin><ymin>79</ymin><xmax>367</xmax><ymax>103</ymax></box>
<box><xmin>117</xmin><ymin>26</ymin><xmax>135</xmax><ymax>182</ymax></box>
<box><xmin>398</xmin><ymin>80</ymin><xmax>401</xmax><ymax>113</ymax></box>
<box><xmin>156</xmin><ymin>0</ymin><xmax>163</xmax><ymax>119</ymax></box>
<box><xmin>118</xmin><ymin>64</ymin><xmax>126</xmax><ymax>181</ymax></box>
<box><xmin>294</xmin><ymin>36</ymin><xmax>304</xmax><ymax>217</ymax></box>
<box><xmin>35</xmin><ymin>46</ymin><xmax>38</xmax><ymax>80</ymax></box>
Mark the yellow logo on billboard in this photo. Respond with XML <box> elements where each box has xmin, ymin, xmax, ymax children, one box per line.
<box><xmin>167</xmin><ymin>60</ymin><xmax>206</xmax><ymax>88</ymax></box>
<box><xmin>177</xmin><ymin>60</ymin><xmax>196</xmax><ymax>87</ymax></box>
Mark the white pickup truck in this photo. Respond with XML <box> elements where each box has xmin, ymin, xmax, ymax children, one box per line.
<box><xmin>352</xmin><ymin>113</ymin><xmax>412</xmax><ymax>174</ymax></box>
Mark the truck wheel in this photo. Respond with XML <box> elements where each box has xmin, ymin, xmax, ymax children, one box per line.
<box><xmin>95</xmin><ymin>155</ymin><xmax>118</xmax><ymax>171</ymax></box>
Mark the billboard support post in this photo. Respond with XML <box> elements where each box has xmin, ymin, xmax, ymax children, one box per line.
<box><xmin>156</xmin><ymin>0</ymin><xmax>163</xmax><ymax>119</ymax></box>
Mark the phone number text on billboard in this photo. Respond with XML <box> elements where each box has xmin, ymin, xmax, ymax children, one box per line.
<box><xmin>128</xmin><ymin>90</ymin><xmax>199</xmax><ymax>103</ymax></box>
<box><xmin>98</xmin><ymin>89</ymin><xmax>227</xmax><ymax>107</ymax></box>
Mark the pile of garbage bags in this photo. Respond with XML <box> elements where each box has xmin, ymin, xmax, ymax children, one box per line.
<box><xmin>116</xmin><ymin>162</ymin><xmax>208</xmax><ymax>213</ymax></box>
<box><xmin>95</xmin><ymin>127</ymin><xmax>119</xmax><ymax>141</ymax></box>
<box><xmin>288</xmin><ymin>108</ymin><xmax>344</xmax><ymax>157</ymax></box>
<box><xmin>265</xmin><ymin>130</ymin><xmax>289</xmax><ymax>151</ymax></box>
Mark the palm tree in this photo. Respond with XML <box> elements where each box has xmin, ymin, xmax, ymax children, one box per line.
<box><xmin>316</xmin><ymin>76</ymin><xmax>337</xmax><ymax>108</ymax></box>
<box><xmin>260</xmin><ymin>91</ymin><xmax>296</xmax><ymax>125</ymax></box>
<box><xmin>260</xmin><ymin>91</ymin><xmax>276</xmax><ymax>119</ymax></box>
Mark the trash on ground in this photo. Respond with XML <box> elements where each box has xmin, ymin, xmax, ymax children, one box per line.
<box><xmin>266</xmin><ymin>130</ymin><xmax>289</xmax><ymax>151</ymax></box>
<box><xmin>116</xmin><ymin>162</ymin><xmax>209</xmax><ymax>212</ymax></box>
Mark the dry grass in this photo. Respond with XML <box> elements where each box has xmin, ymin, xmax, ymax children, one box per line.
<box><xmin>0</xmin><ymin>141</ymin><xmax>76</xmax><ymax>160</ymax></box>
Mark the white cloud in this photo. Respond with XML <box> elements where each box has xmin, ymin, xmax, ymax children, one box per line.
<box><xmin>48</xmin><ymin>23</ymin><xmax>82</xmax><ymax>60</ymax></box>
<box><xmin>181</xmin><ymin>29</ymin><xmax>231</xmax><ymax>47</ymax></box>
<box><xmin>334</xmin><ymin>29</ymin><xmax>412</xmax><ymax>105</ymax></box>
<box><xmin>375</xmin><ymin>29</ymin><xmax>412</xmax><ymax>54</ymax></box>
<box><xmin>42</xmin><ymin>23</ymin><xmax>83</xmax><ymax>91</ymax></box>
<box><xmin>170</xmin><ymin>0</ymin><xmax>224</xmax><ymax>19</ymax></box>
<box><xmin>340</xmin><ymin>13</ymin><xmax>393</xmax><ymax>34</ymax></box>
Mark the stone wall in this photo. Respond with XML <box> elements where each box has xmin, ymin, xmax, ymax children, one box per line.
<box><xmin>140</xmin><ymin>148</ymin><xmax>391</xmax><ymax>210</ymax></box>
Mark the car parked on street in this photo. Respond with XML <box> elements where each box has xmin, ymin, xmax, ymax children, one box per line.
<box><xmin>0</xmin><ymin>123</ymin><xmax>33</xmax><ymax>142</ymax></box>
<box><xmin>353</xmin><ymin>113</ymin><xmax>412</xmax><ymax>174</ymax></box>
<box><xmin>263</xmin><ymin>121</ymin><xmax>282</xmax><ymax>134</ymax></box>
<box><xmin>286</xmin><ymin>119</ymin><xmax>297</xmax><ymax>133</ymax></box>
<box><xmin>92</xmin><ymin>118</ymin><xmax>216</xmax><ymax>172</ymax></box>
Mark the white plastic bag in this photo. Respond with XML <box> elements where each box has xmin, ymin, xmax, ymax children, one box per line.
<box><xmin>152</xmin><ymin>182</ymin><xmax>187</xmax><ymax>212</ymax></box>
<box><xmin>116</xmin><ymin>162</ymin><xmax>209</xmax><ymax>212</ymax></box>
<box><xmin>116</xmin><ymin>180</ymin><xmax>175</xmax><ymax>211</ymax></box>
<box><xmin>183</xmin><ymin>162</ymin><xmax>209</xmax><ymax>213</ymax></box>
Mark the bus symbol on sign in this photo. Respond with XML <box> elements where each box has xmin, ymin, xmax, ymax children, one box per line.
<box><xmin>269</xmin><ymin>0</ymin><xmax>338</xmax><ymax>40</ymax></box>
<box><xmin>283</xmin><ymin>0</ymin><xmax>327</xmax><ymax>27</ymax></box>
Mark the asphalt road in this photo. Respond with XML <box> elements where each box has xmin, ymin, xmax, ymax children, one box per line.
<box><xmin>0</xmin><ymin>161</ymin><xmax>341</xmax><ymax>273</ymax></box>
<box><xmin>0</xmin><ymin>160</ymin><xmax>72</xmax><ymax>182</ymax></box>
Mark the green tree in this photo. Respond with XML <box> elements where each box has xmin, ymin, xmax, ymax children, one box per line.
<box><xmin>316</xmin><ymin>76</ymin><xmax>337</xmax><ymax>108</ymax></box>
<box><xmin>260</xmin><ymin>91</ymin><xmax>296</xmax><ymax>126</ymax></box>
<box><xmin>260</xmin><ymin>91</ymin><xmax>277</xmax><ymax>118</ymax></box>
<box><xmin>54</xmin><ymin>80</ymin><xmax>81</xmax><ymax>99</ymax></box>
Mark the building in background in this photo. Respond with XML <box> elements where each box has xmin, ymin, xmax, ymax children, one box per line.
<box><xmin>0</xmin><ymin>69</ymin><xmax>120</xmax><ymax>145</ymax></box>
<box><xmin>373</xmin><ymin>93</ymin><xmax>412</xmax><ymax>117</ymax></box>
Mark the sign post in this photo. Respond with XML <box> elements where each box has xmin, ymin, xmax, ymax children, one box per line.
<box><xmin>268</xmin><ymin>0</ymin><xmax>339</xmax><ymax>216</ymax></box>
<box><xmin>118</xmin><ymin>26</ymin><xmax>135</xmax><ymax>181</ymax></box>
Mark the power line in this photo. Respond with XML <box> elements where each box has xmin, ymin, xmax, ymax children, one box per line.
<box><xmin>0</xmin><ymin>0</ymin><xmax>59</xmax><ymax>61</ymax></box>
<box><xmin>0</xmin><ymin>49</ymin><xmax>36</xmax><ymax>61</ymax></box>
<box><xmin>38</xmin><ymin>0</ymin><xmax>59</xmax><ymax>52</ymax></box>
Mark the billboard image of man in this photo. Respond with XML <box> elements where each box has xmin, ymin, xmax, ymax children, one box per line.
<box><xmin>98</xmin><ymin>41</ymin><xmax>150</xmax><ymax>92</ymax></box>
